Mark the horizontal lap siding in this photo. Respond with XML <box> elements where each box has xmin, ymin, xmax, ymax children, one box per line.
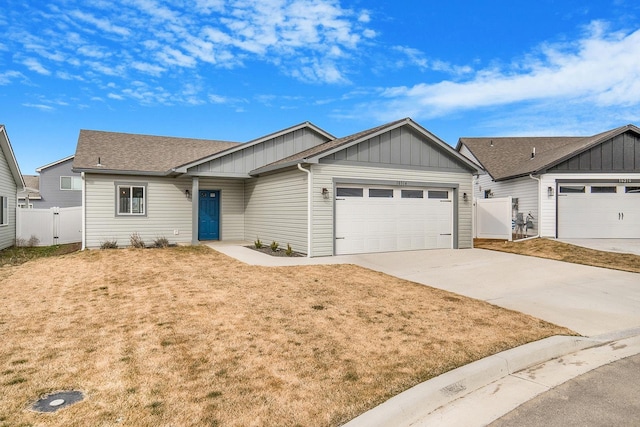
<box><xmin>84</xmin><ymin>174</ymin><xmax>193</xmax><ymax>248</ymax></box>
<box><xmin>475</xmin><ymin>175</ymin><xmax>538</xmax><ymax>236</ymax></box>
<box><xmin>244</xmin><ymin>169</ymin><xmax>308</xmax><ymax>253</ymax></box>
<box><xmin>0</xmin><ymin>145</ymin><xmax>17</xmax><ymax>250</ymax></box>
<box><xmin>311</xmin><ymin>164</ymin><xmax>473</xmax><ymax>256</ymax></box>
<box><xmin>198</xmin><ymin>178</ymin><xmax>245</xmax><ymax>240</ymax></box>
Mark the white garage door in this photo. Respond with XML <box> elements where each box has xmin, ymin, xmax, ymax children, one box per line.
<box><xmin>335</xmin><ymin>185</ymin><xmax>453</xmax><ymax>255</ymax></box>
<box><xmin>558</xmin><ymin>184</ymin><xmax>640</xmax><ymax>238</ymax></box>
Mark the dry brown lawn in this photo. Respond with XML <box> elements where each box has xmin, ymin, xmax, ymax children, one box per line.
<box><xmin>474</xmin><ymin>238</ymin><xmax>640</xmax><ymax>274</ymax></box>
<box><xmin>0</xmin><ymin>246</ymin><xmax>573</xmax><ymax>427</ymax></box>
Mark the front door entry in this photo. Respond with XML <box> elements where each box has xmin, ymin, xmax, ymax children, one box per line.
<box><xmin>198</xmin><ymin>190</ymin><xmax>220</xmax><ymax>240</ymax></box>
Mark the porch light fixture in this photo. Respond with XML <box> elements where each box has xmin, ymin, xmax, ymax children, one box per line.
<box><xmin>547</xmin><ymin>186</ymin><xmax>554</xmax><ymax>197</ymax></box>
<box><xmin>185</xmin><ymin>189</ymin><xmax>191</xmax><ymax>198</ymax></box>
<box><xmin>463</xmin><ymin>192</ymin><xmax>468</xmax><ymax>201</ymax></box>
<box><xmin>321</xmin><ymin>187</ymin><xmax>330</xmax><ymax>199</ymax></box>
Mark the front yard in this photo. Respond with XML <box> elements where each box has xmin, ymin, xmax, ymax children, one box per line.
<box><xmin>0</xmin><ymin>246</ymin><xmax>572</xmax><ymax>427</ymax></box>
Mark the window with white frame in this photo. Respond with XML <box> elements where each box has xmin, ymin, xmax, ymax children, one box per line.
<box><xmin>60</xmin><ymin>176</ymin><xmax>82</xmax><ymax>190</ymax></box>
<box><xmin>117</xmin><ymin>184</ymin><xmax>146</xmax><ymax>215</ymax></box>
<box><xmin>0</xmin><ymin>196</ymin><xmax>7</xmax><ymax>225</ymax></box>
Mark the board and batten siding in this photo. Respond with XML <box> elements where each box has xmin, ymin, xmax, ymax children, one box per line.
<box><xmin>0</xmin><ymin>143</ymin><xmax>17</xmax><ymax>250</ymax></box>
<box><xmin>84</xmin><ymin>174</ymin><xmax>246</xmax><ymax>248</ymax></box>
<box><xmin>191</xmin><ymin>128</ymin><xmax>329</xmax><ymax>175</ymax></box>
<box><xmin>310</xmin><ymin>163</ymin><xmax>474</xmax><ymax>257</ymax></box>
<box><xmin>539</xmin><ymin>172</ymin><xmax>640</xmax><ymax>238</ymax></box>
<box><xmin>243</xmin><ymin>168</ymin><xmax>308</xmax><ymax>253</ymax></box>
<box><xmin>475</xmin><ymin>174</ymin><xmax>539</xmax><ymax>236</ymax></box>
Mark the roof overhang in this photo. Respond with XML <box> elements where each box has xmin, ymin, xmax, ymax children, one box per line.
<box><xmin>36</xmin><ymin>154</ymin><xmax>75</xmax><ymax>172</ymax></box>
<box><xmin>0</xmin><ymin>126</ymin><xmax>25</xmax><ymax>191</ymax></box>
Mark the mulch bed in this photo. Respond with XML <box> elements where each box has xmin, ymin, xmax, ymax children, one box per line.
<box><xmin>245</xmin><ymin>245</ymin><xmax>304</xmax><ymax>257</ymax></box>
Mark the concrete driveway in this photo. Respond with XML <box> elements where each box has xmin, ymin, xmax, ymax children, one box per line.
<box><xmin>337</xmin><ymin>248</ymin><xmax>640</xmax><ymax>337</ymax></box>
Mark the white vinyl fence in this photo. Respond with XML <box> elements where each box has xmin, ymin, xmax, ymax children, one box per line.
<box><xmin>474</xmin><ymin>197</ymin><xmax>513</xmax><ymax>240</ymax></box>
<box><xmin>16</xmin><ymin>206</ymin><xmax>82</xmax><ymax>246</ymax></box>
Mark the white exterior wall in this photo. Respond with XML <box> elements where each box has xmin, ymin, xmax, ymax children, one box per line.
<box><xmin>311</xmin><ymin>163</ymin><xmax>474</xmax><ymax>256</ymax></box>
<box><xmin>0</xmin><ymin>144</ymin><xmax>17</xmax><ymax>250</ymax></box>
<box><xmin>244</xmin><ymin>168</ymin><xmax>308</xmax><ymax>253</ymax></box>
<box><xmin>539</xmin><ymin>172</ymin><xmax>640</xmax><ymax>238</ymax></box>
<box><xmin>475</xmin><ymin>174</ymin><xmax>539</xmax><ymax>236</ymax></box>
<box><xmin>84</xmin><ymin>174</ymin><xmax>245</xmax><ymax>248</ymax></box>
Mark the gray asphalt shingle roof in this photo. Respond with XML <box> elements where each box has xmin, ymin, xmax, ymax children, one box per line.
<box><xmin>458</xmin><ymin>125</ymin><xmax>638</xmax><ymax>181</ymax></box>
<box><xmin>73</xmin><ymin>130</ymin><xmax>240</xmax><ymax>174</ymax></box>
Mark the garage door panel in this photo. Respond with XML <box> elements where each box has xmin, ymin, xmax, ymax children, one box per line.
<box><xmin>558</xmin><ymin>184</ymin><xmax>640</xmax><ymax>238</ymax></box>
<box><xmin>335</xmin><ymin>185</ymin><xmax>453</xmax><ymax>255</ymax></box>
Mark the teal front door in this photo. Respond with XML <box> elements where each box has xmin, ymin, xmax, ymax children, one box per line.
<box><xmin>198</xmin><ymin>190</ymin><xmax>220</xmax><ymax>240</ymax></box>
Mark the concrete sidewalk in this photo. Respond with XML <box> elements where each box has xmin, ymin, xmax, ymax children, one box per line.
<box><xmin>208</xmin><ymin>243</ymin><xmax>640</xmax><ymax>426</ymax></box>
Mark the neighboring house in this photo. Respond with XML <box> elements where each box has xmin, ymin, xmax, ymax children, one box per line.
<box><xmin>24</xmin><ymin>155</ymin><xmax>81</xmax><ymax>208</ymax></box>
<box><xmin>73</xmin><ymin>118</ymin><xmax>478</xmax><ymax>255</ymax></box>
<box><xmin>457</xmin><ymin>124</ymin><xmax>640</xmax><ymax>239</ymax></box>
<box><xmin>0</xmin><ymin>125</ymin><xmax>25</xmax><ymax>250</ymax></box>
<box><xmin>17</xmin><ymin>175</ymin><xmax>41</xmax><ymax>208</ymax></box>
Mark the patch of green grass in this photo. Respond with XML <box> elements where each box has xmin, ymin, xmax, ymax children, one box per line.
<box><xmin>0</xmin><ymin>243</ymin><xmax>81</xmax><ymax>266</ymax></box>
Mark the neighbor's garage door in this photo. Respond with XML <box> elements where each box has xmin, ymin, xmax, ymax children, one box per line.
<box><xmin>335</xmin><ymin>185</ymin><xmax>453</xmax><ymax>255</ymax></box>
<box><xmin>558</xmin><ymin>184</ymin><xmax>640</xmax><ymax>238</ymax></box>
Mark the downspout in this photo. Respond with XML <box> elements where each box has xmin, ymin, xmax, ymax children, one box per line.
<box><xmin>517</xmin><ymin>173</ymin><xmax>541</xmax><ymax>241</ymax></box>
<box><xmin>81</xmin><ymin>172</ymin><xmax>86</xmax><ymax>250</ymax></box>
<box><xmin>297</xmin><ymin>163</ymin><xmax>312</xmax><ymax>258</ymax></box>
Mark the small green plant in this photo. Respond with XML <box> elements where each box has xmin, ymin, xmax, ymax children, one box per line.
<box><xmin>153</xmin><ymin>236</ymin><xmax>170</xmax><ymax>248</ymax></box>
<box><xmin>254</xmin><ymin>238</ymin><xmax>263</xmax><ymax>249</ymax></box>
<box><xmin>100</xmin><ymin>239</ymin><xmax>118</xmax><ymax>249</ymax></box>
<box><xmin>270</xmin><ymin>241</ymin><xmax>279</xmax><ymax>252</ymax></box>
<box><xmin>285</xmin><ymin>243</ymin><xmax>293</xmax><ymax>256</ymax></box>
<box><xmin>129</xmin><ymin>232</ymin><xmax>145</xmax><ymax>248</ymax></box>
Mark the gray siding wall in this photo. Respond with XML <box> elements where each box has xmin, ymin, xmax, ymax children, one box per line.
<box><xmin>549</xmin><ymin>132</ymin><xmax>640</xmax><ymax>173</ymax></box>
<box><xmin>0</xmin><ymin>143</ymin><xmax>17</xmax><ymax>250</ymax></box>
<box><xmin>322</xmin><ymin>126</ymin><xmax>470</xmax><ymax>172</ymax></box>
<box><xmin>244</xmin><ymin>168</ymin><xmax>308</xmax><ymax>253</ymax></box>
<box><xmin>191</xmin><ymin>128</ymin><xmax>329</xmax><ymax>175</ymax></box>
<box><xmin>85</xmin><ymin>174</ymin><xmax>246</xmax><ymax>248</ymax></box>
<box><xmin>35</xmin><ymin>158</ymin><xmax>82</xmax><ymax>208</ymax></box>
<box><xmin>475</xmin><ymin>175</ymin><xmax>539</xmax><ymax>236</ymax></box>
<box><xmin>311</xmin><ymin>164</ymin><xmax>474</xmax><ymax>256</ymax></box>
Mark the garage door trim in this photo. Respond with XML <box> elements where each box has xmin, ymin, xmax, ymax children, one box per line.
<box><xmin>332</xmin><ymin>178</ymin><xmax>460</xmax><ymax>254</ymax></box>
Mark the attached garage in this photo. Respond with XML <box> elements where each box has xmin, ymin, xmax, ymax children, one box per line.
<box><xmin>335</xmin><ymin>184</ymin><xmax>454</xmax><ymax>255</ymax></box>
<box><xmin>557</xmin><ymin>183</ymin><xmax>640</xmax><ymax>238</ymax></box>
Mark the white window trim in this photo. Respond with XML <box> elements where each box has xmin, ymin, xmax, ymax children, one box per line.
<box><xmin>115</xmin><ymin>183</ymin><xmax>147</xmax><ymax>216</ymax></box>
<box><xmin>0</xmin><ymin>196</ymin><xmax>7</xmax><ymax>226</ymax></box>
<box><xmin>60</xmin><ymin>175</ymin><xmax>82</xmax><ymax>191</ymax></box>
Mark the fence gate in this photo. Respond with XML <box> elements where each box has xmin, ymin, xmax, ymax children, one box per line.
<box><xmin>16</xmin><ymin>206</ymin><xmax>82</xmax><ymax>246</ymax></box>
<box><xmin>474</xmin><ymin>197</ymin><xmax>513</xmax><ymax>240</ymax></box>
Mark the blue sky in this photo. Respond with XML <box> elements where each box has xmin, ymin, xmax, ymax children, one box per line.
<box><xmin>2</xmin><ymin>0</ymin><xmax>640</xmax><ymax>174</ymax></box>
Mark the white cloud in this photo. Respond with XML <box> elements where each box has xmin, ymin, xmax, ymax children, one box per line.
<box><xmin>157</xmin><ymin>47</ymin><xmax>197</xmax><ymax>67</ymax></box>
<box><xmin>22</xmin><ymin>58</ymin><xmax>50</xmax><ymax>75</ymax></box>
<box><xmin>69</xmin><ymin>10</ymin><xmax>131</xmax><ymax>37</ymax></box>
<box><xmin>131</xmin><ymin>61</ymin><xmax>166</xmax><ymax>76</ymax></box>
<box><xmin>22</xmin><ymin>103</ymin><xmax>54</xmax><ymax>111</ymax></box>
<box><xmin>375</xmin><ymin>22</ymin><xmax>640</xmax><ymax>120</ymax></box>
<box><xmin>107</xmin><ymin>93</ymin><xmax>124</xmax><ymax>100</ymax></box>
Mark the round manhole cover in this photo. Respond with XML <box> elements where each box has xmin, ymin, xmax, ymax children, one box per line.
<box><xmin>32</xmin><ymin>391</ymin><xmax>84</xmax><ymax>413</ymax></box>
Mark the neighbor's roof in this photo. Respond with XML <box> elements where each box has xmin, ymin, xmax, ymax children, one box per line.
<box><xmin>36</xmin><ymin>154</ymin><xmax>75</xmax><ymax>172</ymax></box>
<box><xmin>251</xmin><ymin>118</ymin><xmax>479</xmax><ymax>175</ymax></box>
<box><xmin>73</xmin><ymin>130</ymin><xmax>240</xmax><ymax>175</ymax></box>
<box><xmin>18</xmin><ymin>175</ymin><xmax>41</xmax><ymax>199</ymax></box>
<box><xmin>457</xmin><ymin>124</ymin><xmax>640</xmax><ymax>181</ymax></box>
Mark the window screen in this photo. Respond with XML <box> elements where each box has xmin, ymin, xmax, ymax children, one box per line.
<box><xmin>401</xmin><ymin>189</ymin><xmax>423</xmax><ymax>198</ymax></box>
<box><xmin>336</xmin><ymin>187</ymin><xmax>363</xmax><ymax>197</ymax></box>
<box><xmin>559</xmin><ymin>186</ymin><xmax>585</xmax><ymax>193</ymax></box>
<box><xmin>369</xmin><ymin>188</ymin><xmax>393</xmax><ymax>198</ymax></box>
<box><xmin>626</xmin><ymin>186</ymin><xmax>640</xmax><ymax>194</ymax></box>
<box><xmin>428</xmin><ymin>190</ymin><xmax>449</xmax><ymax>199</ymax></box>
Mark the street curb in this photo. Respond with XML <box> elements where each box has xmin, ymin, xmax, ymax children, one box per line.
<box><xmin>341</xmin><ymin>334</ymin><xmax>610</xmax><ymax>427</ymax></box>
